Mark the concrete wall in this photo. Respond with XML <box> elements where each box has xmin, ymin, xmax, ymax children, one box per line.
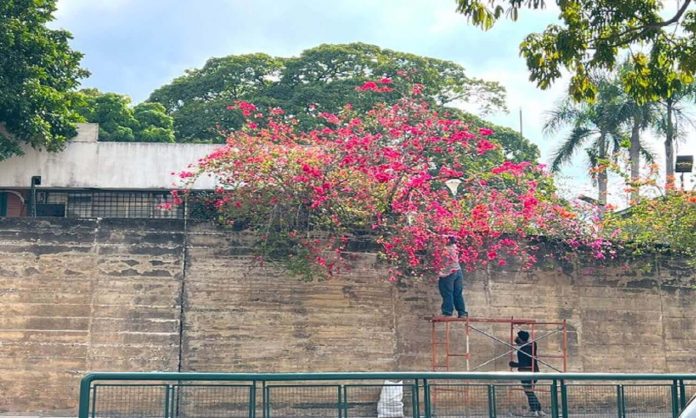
<box><xmin>0</xmin><ymin>125</ymin><xmax>219</xmax><ymax>190</ymax></box>
<box><xmin>0</xmin><ymin>218</ymin><xmax>695</xmax><ymax>414</ymax></box>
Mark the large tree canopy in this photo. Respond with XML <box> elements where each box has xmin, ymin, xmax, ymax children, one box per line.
<box><xmin>74</xmin><ymin>89</ymin><xmax>175</xmax><ymax>142</ymax></box>
<box><xmin>148</xmin><ymin>53</ymin><xmax>283</xmax><ymax>143</ymax></box>
<box><xmin>0</xmin><ymin>0</ymin><xmax>88</xmax><ymax>159</ymax></box>
<box><xmin>148</xmin><ymin>43</ymin><xmax>538</xmax><ymax>162</ymax></box>
<box><xmin>454</xmin><ymin>0</ymin><xmax>696</xmax><ymax>102</ymax></box>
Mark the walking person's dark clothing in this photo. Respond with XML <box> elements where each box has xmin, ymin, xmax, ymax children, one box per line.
<box><xmin>509</xmin><ymin>330</ymin><xmax>544</xmax><ymax>416</ymax></box>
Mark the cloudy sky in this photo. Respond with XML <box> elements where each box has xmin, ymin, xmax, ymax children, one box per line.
<box><xmin>53</xmin><ymin>0</ymin><xmax>695</xmax><ymax>203</ymax></box>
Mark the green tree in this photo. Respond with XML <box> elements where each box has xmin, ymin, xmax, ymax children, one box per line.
<box><xmin>608</xmin><ymin>67</ymin><xmax>658</xmax><ymax>202</ymax></box>
<box><xmin>453</xmin><ymin>0</ymin><xmax>696</xmax><ymax>102</ymax></box>
<box><xmin>75</xmin><ymin>89</ymin><xmax>175</xmax><ymax>142</ymax></box>
<box><xmin>269</xmin><ymin>43</ymin><xmax>507</xmax><ymax>124</ymax></box>
<box><xmin>148</xmin><ymin>53</ymin><xmax>283</xmax><ymax>142</ymax></box>
<box><xmin>544</xmin><ymin>77</ymin><xmax>649</xmax><ymax>205</ymax></box>
<box><xmin>133</xmin><ymin>102</ymin><xmax>175</xmax><ymax>143</ymax></box>
<box><xmin>602</xmin><ymin>191</ymin><xmax>696</xmax><ymax>259</ymax></box>
<box><xmin>447</xmin><ymin>109</ymin><xmax>539</xmax><ymax>162</ymax></box>
<box><xmin>0</xmin><ymin>0</ymin><xmax>88</xmax><ymax>159</ymax></box>
<box><xmin>148</xmin><ymin>43</ymin><xmax>538</xmax><ymax>161</ymax></box>
<box><xmin>650</xmin><ymin>84</ymin><xmax>696</xmax><ymax>189</ymax></box>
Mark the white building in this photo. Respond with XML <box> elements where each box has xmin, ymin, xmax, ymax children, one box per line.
<box><xmin>0</xmin><ymin>124</ymin><xmax>220</xmax><ymax>218</ymax></box>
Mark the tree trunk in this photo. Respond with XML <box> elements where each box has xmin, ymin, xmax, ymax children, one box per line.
<box><xmin>629</xmin><ymin>117</ymin><xmax>641</xmax><ymax>203</ymax></box>
<box><xmin>665</xmin><ymin>100</ymin><xmax>675</xmax><ymax>190</ymax></box>
<box><xmin>598</xmin><ymin>133</ymin><xmax>608</xmax><ymax>207</ymax></box>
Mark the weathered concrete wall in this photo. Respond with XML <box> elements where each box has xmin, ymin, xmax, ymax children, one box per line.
<box><xmin>0</xmin><ymin>126</ymin><xmax>219</xmax><ymax>190</ymax></box>
<box><xmin>0</xmin><ymin>218</ymin><xmax>184</xmax><ymax>414</ymax></box>
<box><xmin>1</xmin><ymin>218</ymin><xmax>695</xmax><ymax>414</ymax></box>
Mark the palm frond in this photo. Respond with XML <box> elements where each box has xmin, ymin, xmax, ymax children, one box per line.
<box><xmin>550</xmin><ymin>127</ymin><xmax>593</xmax><ymax>172</ymax></box>
<box><xmin>543</xmin><ymin>99</ymin><xmax>583</xmax><ymax>134</ymax></box>
<box><xmin>586</xmin><ymin>149</ymin><xmax>599</xmax><ymax>182</ymax></box>
<box><xmin>640</xmin><ymin>146</ymin><xmax>656</xmax><ymax>163</ymax></box>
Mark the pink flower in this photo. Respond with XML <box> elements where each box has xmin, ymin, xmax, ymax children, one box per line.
<box><xmin>380</xmin><ymin>77</ymin><xmax>393</xmax><ymax>84</ymax></box>
<box><xmin>237</xmin><ymin>101</ymin><xmax>257</xmax><ymax>117</ymax></box>
<box><xmin>439</xmin><ymin>166</ymin><xmax>464</xmax><ymax>178</ymax></box>
<box><xmin>357</xmin><ymin>81</ymin><xmax>379</xmax><ymax>91</ymax></box>
<box><xmin>476</xmin><ymin>139</ymin><xmax>496</xmax><ymax>155</ymax></box>
<box><xmin>479</xmin><ymin>128</ymin><xmax>494</xmax><ymax>136</ymax></box>
<box><xmin>319</xmin><ymin>112</ymin><xmax>341</xmax><ymax>125</ymax></box>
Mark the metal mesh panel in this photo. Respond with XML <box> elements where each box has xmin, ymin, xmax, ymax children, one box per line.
<box><xmin>92</xmin><ymin>384</ymin><xmax>168</xmax><ymax>418</ymax></box>
<box><xmin>266</xmin><ymin>385</ymin><xmax>340</xmax><ymax>418</ymax></box>
<box><xmin>622</xmin><ymin>384</ymin><xmax>672</xmax><ymax>418</ymax></box>
<box><xmin>344</xmin><ymin>383</ymin><xmax>415</xmax><ymax>418</ymax></box>
<box><xmin>174</xmin><ymin>384</ymin><xmax>252</xmax><ymax>418</ymax></box>
<box><xmin>34</xmin><ymin>190</ymin><xmax>184</xmax><ymax>218</ymax></box>
<box><xmin>430</xmin><ymin>383</ymin><xmax>490</xmax><ymax>418</ymax></box>
<box><xmin>565</xmin><ymin>384</ymin><xmax>618</xmax><ymax>418</ymax></box>
<box><xmin>93</xmin><ymin>192</ymin><xmax>150</xmax><ymax>218</ymax></box>
<box><xmin>67</xmin><ymin>192</ymin><xmax>93</xmax><ymax>217</ymax></box>
<box><xmin>494</xmin><ymin>383</ymin><xmax>552</xmax><ymax>417</ymax></box>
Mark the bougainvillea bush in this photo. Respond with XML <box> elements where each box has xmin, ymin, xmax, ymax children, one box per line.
<box><xmin>177</xmin><ymin>80</ymin><xmax>606</xmax><ymax>280</ymax></box>
<box><xmin>601</xmin><ymin>190</ymin><xmax>696</xmax><ymax>260</ymax></box>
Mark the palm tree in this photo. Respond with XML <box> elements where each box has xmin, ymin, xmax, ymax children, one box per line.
<box><xmin>545</xmin><ymin>75</ymin><xmax>657</xmax><ymax>205</ymax></box>
<box><xmin>544</xmin><ymin>80</ymin><xmax>626</xmax><ymax>206</ymax></box>
<box><xmin>608</xmin><ymin>74</ymin><xmax>658</xmax><ymax>202</ymax></box>
<box><xmin>653</xmin><ymin>84</ymin><xmax>696</xmax><ymax>190</ymax></box>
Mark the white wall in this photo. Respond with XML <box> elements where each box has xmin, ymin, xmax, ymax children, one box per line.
<box><xmin>0</xmin><ymin>141</ymin><xmax>221</xmax><ymax>190</ymax></box>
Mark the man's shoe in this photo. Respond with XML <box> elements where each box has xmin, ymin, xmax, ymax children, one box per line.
<box><xmin>457</xmin><ymin>312</ymin><xmax>469</xmax><ymax>318</ymax></box>
<box><xmin>536</xmin><ymin>411</ymin><xmax>547</xmax><ymax>416</ymax></box>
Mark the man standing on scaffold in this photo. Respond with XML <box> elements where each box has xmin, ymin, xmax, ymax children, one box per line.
<box><xmin>436</xmin><ymin>236</ymin><xmax>468</xmax><ymax>319</ymax></box>
<box><xmin>509</xmin><ymin>330</ymin><xmax>546</xmax><ymax>416</ymax></box>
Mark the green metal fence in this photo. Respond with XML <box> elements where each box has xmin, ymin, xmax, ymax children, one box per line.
<box><xmin>79</xmin><ymin>372</ymin><xmax>696</xmax><ymax>418</ymax></box>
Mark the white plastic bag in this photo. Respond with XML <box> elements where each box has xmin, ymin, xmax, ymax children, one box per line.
<box><xmin>377</xmin><ymin>380</ymin><xmax>404</xmax><ymax>418</ymax></box>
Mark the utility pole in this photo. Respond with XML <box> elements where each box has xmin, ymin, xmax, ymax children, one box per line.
<box><xmin>519</xmin><ymin>108</ymin><xmax>523</xmax><ymax>137</ymax></box>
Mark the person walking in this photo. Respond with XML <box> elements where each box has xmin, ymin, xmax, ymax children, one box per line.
<box><xmin>437</xmin><ymin>236</ymin><xmax>468</xmax><ymax>318</ymax></box>
<box><xmin>509</xmin><ymin>330</ymin><xmax>545</xmax><ymax>416</ymax></box>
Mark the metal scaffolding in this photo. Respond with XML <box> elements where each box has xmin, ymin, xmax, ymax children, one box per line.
<box><xmin>428</xmin><ymin>316</ymin><xmax>569</xmax><ymax>414</ymax></box>
<box><xmin>430</xmin><ymin>316</ymin><xmax>568</xmax><ymax>373</ymax></box>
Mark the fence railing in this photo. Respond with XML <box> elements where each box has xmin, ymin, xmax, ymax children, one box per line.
<box><xmin>79</xmin><ymin>372</ymin><xmax>696</xmax><ymax>418</ymax></box>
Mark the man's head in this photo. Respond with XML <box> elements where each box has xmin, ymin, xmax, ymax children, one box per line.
<box><xmin>515</xmin><ymin>330</ymin><xmax>530</xmax><ymax>345</ymax></box>
<box><xmin>447</xmin><ymin>236</ymin><xmax>457</xmax><ymax>245</ymax></box>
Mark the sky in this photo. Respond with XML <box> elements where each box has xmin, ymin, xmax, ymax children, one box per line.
<box><xmin>53</xmin><ymin>0</ymin><xmax>696</xmax><ymax>204</ymax></box>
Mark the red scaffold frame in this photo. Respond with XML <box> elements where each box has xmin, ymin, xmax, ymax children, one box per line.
<box><xmin>430</xmin><ymin>316</ymin><xmax>568</xmax><ymax>373</ymax></box>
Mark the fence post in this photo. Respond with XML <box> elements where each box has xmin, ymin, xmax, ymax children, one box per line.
<box><xmin>163</xmin><ymin>384</ymin><xmax>171</xmax><ymax>418</ymax></box>
<box><xmin>339</xmin><ymin>385</ymin><xmax>346</xmax><ymax>418</ymax></box>
<box><xmin>679</xmin><ymin>380</ymin><xmax>687</xmax><ymax>411</ymax></box>
<box><xmin>672</xmin><ymin>380</ymin><xmax>680</xmax><ymax>418</ymax></box>
<box><xmin>487</xmin><ymin>384</ymin><xmax>496</xmax><ymax>418</ymax></box>
<box><xmin>262</xmin><ymin>382</ymin><xmax>269</xmax><ymax>418</ymax></box>
<box><xmin>560</xmin><ymin>380</ymin><xmax>569</xmax><ymax>418</ymax></box>
<box><xmin>423</xmin><ymin>379</ymin><xmax>431</xmax><ymax>418</ymax></box>
<box><xmin>550</xmin><ymin>380</ymin><xmax>559</xmax><ymax>418</ymax></box>
<box><xmin>412</xmin><ymin>380</ymin><xmax>419</xmax><ymax>418</ymax></box>
<box><xmin>78</xmin><ymin>377</ymin><xmax>92</xmax><ymax>418</ymax></box>
<box><xmin>250</xmin><ymin>381</ymin><xmax>256</xmax><ymax>418</ymax></box>
<box><xmin>616</xmin><ymin>385</ymin><xmax>625</xmax><ymax>418</ymax></box>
